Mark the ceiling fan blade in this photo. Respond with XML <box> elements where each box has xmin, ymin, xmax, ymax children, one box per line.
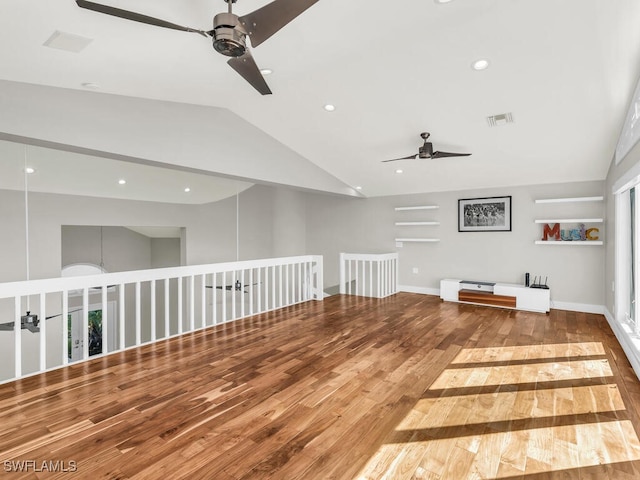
<box><xmin>239</xmin><ymin>0</ymin><xmax>320</xmax><ymax>48</ymax></box>
<box><xmin>227</xmin><ymin>51</ymin><xmax>272</xmax><ymax>95</ymax></box>
<box><xmin>0</xmin><ymin>322</ymin><xmax>14</xmax><ymax>331</ymax></box>
<box><xmin>431</xmin><ymin>151</ymin><xmax>472</xmax><ymax>159</ymax></box>
<box><xmin>75</xmin><ymin>0</ymin><xmax>209</xmax><ymax>37</ymax></box>
<box><xmin>381</xmin><ymin>154</ymin><xmax>418</xmax><ymax>163</ymax></box>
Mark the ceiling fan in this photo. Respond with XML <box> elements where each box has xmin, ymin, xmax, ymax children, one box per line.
<box><xmin>75</xmin><ymin>0</ymin><xmax>321</xmax><ymax>95</ymax></box>
<box><xmin>0</xmin><ymin>309</ymin><xmax>84</xmax><ymax>333</ymax></box>
<box><xmin>382</xmin><ymin>132</ymin><xmax>472</xmax><ymax>162</ymax></box>
<box><xmin>206</xmin><ymin>279</ymin><xmax>259</xmax><ymax>293</ymax></box>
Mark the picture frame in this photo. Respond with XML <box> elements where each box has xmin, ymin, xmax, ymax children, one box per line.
<box><xmin>458</xmin><ymin>196</ymin><xmax>512</xmax><ymax>232</ymax></box>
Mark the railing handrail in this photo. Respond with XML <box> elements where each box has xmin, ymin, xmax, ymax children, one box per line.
<box><xmin>340</xmin><ymin>252</ymin><xmax>398</xmax><ymax>261</ymax></box>
<box><xmin>0</xmin><ymin>255</ymin><xmax>322</xmax><ymax>299</ymax></box>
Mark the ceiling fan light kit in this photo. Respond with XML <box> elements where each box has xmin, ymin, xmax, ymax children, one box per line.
<box><xmin>75</xmin><ymin>0</ymin><xmax>320</xmax><ymax>95</ymax></box>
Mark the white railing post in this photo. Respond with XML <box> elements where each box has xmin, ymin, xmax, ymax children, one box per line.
<box><xmin>200</xmin><ymin>274</ymin><xmax>206</xmax><ymax>329</ymax></box>
<box><xmin>135</xmin><ymin>282</ymin><xmax>141</xmax><ymax>345</ymax></box>
<box><xmin>339</xmin><ymin>253</ymin><xmax>346</xmax><ymax>294</ymax></box>
<box><xmin>313</xmin><ymin>256</ymin><xmax>324</xmax><ymax>301</ymax></box>
<box><xmin>82</xmin><ymin>288</ymin><xmax>89</xmax><ymax>360</ymax></box>
<box><xmin>150</xmin><ymin>280</ymin><xmax>156</xmax><ymax>342</ymax></box>
<box><xmin>101</xmin><ymin>285</ymin><xmax>108</xmax><ymax>353</ymax></box>
<box><xmin>62</xmin><ymin>291</ymin><xmax>68</xmax><ymax>365</ymax></box>
<box><xmin>119</xmin><ymin>284</ymin><xmax>125</xmax><ymax>349</ymax></box>
<box><xmin>164</xmin><ymin>279</ymin><xmax>170</xmax><ymax>337</ymax></box>
<box><xmin>14</xmin><ymin>296</ymin><xmax>21</xmax><ymax>379</ymax></box>
<box><xmin>189</xmin><ymin>275</ymin><xmax>195</xmax><ymax>331</ymax></box>
<box><xmin>39</xmin><ymin>292</ymin><xmax>46</xmax><ymax>371</ymax></box>
<box><xmin>177</xmin><ymin>277</ymin><xmax>183</xmax><ymax>334</ymax></box>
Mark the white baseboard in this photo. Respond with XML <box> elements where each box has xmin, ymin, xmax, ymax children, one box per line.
<box><xmin>550</xmin><ymin>301</ymin><xmax>605</xmax><ymax>314</ymax></box>
<box><xmin>603</xmin><ymin>307</ymin><xmax>640</xmax><ymax>381</ymax></box>
<box><xmin>398</xmin><ymin>285</ymin><xmax>440</xmax><ymax>296</ymax></box>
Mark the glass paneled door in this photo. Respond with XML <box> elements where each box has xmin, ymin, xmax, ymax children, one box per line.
<box><xmin>68</xmin><ymin>302</ymin><xmax>116</xmax><ymax>362</ymax></box>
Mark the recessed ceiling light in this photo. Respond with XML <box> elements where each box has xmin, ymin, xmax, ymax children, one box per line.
<box><xmin>395</xmin><ymin>169</ymin><xmax>403</xmax><ymax>174</ymax></box>
<box><xmin>472</xmin><ymin>59</ymin><xmax>490</xmax><ymax>71</ymax></box>
<box><xmin>323</xmin><ymin>104</ymin><xmax>336</xmax><ymax>112</ymax></box>
<box><xmin>184</xmin><ymin>187</ymin><xmax>191</xmax><ymax>193</ymax></box>
<box><xmin>118</xmin><ymin>179</ymin><xmax>126</xmax><ymax>185</ymax></box>
<box><xmin>355</xmin><ymin>186</ymin><xmax>362</xmax><ymax>190</ymax></box>
<box><xmin>260</xmin><ymin>68</ymin><xmax>273</xmax><ymax>75</ymax></box>
<box><xmin>434</xmin><ymin>0</ymin><xmax>453</xmax><ymax>3</ymax></box>
<box><xmin>25</xmin><ymin>167</ymin><xmax>36</xmax><ymax>174</ymax></box>
<box><xmin>81</xmin><ymin>82</ymin><xmax>100</xmax><ymax>89</ymax></box>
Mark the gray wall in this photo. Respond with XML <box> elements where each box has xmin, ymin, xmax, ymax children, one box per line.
<box><xmin>151</xmin><ymin>238</ymin><xmax>181</xmax><ymax>269</ymax></box>
<box><xmin>305</xmin><ymin>180</ymin><xmax>606</xmax><ymax>309</ymax></box>
<box><xmin>62</xmin><ymin>226</ymin><xmax>154</xmax><ymax>273</ymax></box>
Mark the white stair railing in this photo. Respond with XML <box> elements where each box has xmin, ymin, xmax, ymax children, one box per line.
<box><xmin>339</xmin><ymin>253</ymin><xmax>398</xmax><ymax>298</ymax></box>
<box><xmin>0</xmin><ymin>255</ymin><xmax>323</xmax><ymax>384</ymax></box>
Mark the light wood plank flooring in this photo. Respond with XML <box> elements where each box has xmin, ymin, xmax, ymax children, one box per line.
<box><xmin>1</xmin><ymin>293</ymin><xmax>640</xmax><ymax>479</ymax></box>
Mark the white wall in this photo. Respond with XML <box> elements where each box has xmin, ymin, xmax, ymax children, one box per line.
<box><xmin>305</xmin><ymin>180</ymin><xmax>605</xmax><ymax>310</ymax></box>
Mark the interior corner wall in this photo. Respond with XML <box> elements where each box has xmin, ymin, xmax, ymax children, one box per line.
<box><xmin>304</xmin><ymin>180</ymin><xmax>606</xmax><ymax>309</ymax></box>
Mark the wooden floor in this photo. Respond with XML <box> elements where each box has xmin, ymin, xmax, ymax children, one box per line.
<box><xmin>1</xmin><ymin>293</ymin><xmax>640</xmax><ymax>479</ymax></box>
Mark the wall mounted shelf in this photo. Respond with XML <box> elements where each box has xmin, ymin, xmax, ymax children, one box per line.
<box><xmin>394</xmin><ymin>205</ymin><xmax>440</xmax><ymax>245</ymax></box>
<box><xmin>395</xmin><ymin>221</ymin><xmax>440</xmax><ymax>226</ymax></box>
<box><xmin>534</xmin><ymin>218</ymin><xmax>604</xmax><ymax>224</ymax></box>
<box><xmin>534</xmin><ymin>196</ymin><xmax>603</xmax><ymax>204</ymax></box>
<box><xmin>394</xmin><ymin>205</ymin><xmax>439</xmax><ymax>211</ymax></box>
<box><xmin>534</xmin><ymin>195</ymin><xmax>605</xmax><ymax>246</ymax></box>
<box><xmin>395</xmin><ymin>238</ymin><xmax>440</xmax><ymax>243</ymax></box>
<box><xmin>534</xmin><ymin>241</ymin><xmax>603</xmax><ymax>246</ymax></box>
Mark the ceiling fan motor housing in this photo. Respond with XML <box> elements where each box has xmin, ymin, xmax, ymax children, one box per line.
<box><xmin>212</xmin><ymin>12</ymin><xmax>246</xmax><ymax>57</ymax></box>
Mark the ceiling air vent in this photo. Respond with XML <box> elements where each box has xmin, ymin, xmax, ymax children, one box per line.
<box><xmin>486</xmin><ymin>112</ymin><xmax>514</xmax><ymax>127</ymax></box>
<box><xmin>43</xmin><ymin>31</ymin><xmax>93</xmax><ymax>53</ymax></box>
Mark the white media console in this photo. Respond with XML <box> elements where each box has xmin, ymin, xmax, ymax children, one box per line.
<box><xmin>440</xmin><ymin>279</ymin><xmax>550</xmax><ymax>313</ymax></box>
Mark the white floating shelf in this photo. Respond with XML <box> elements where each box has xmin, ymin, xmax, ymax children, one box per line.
<box><xmin>395</xmin><ymin>238</ymin><xmax>440</xmax><ymax>242</ymax></box>
<box><xmin>395</xmin><ymin>205</ymin><xmax>439</xmax><ymax>211</ymax></box>
<box><xmin>534</xmin><ymin>196</ymin><xmax>603</xmax><ymax>204</ymax></box>
<box><xmin>534</xmin><ymin>218</ymin><xmax>604</xmax><ymax>224</ymax></box>
<box><xmin>534</xmin><ymin>241</ymin><xmax>603</xmax><ymax>246</ymax></box>
<box><xmin>395</xmin><ymin>221</ymin><xmax>440</xmax><ymax>226</ymax></box>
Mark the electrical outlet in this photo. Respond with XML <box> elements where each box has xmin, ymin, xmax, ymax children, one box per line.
<box><xmin>412</xmin><ymin>267</ymin><xmax>419</xmax><ymax>274</ymax></box>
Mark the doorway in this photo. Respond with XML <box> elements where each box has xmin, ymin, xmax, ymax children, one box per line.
<box><xmin>68</xmin><ymin>301</ymin><xmax>117</xmax><ymax>361</ymax></box>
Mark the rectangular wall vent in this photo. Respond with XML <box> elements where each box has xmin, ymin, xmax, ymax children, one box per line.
<box><xmin>487</xmin><ymin>112</ymin><xmax>514</xmax><ymax>127</ymax></box>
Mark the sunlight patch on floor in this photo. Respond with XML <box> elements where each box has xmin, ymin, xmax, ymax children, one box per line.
<box><xmin>357</xmin><ymin>421</ymin><xmax>640</xmax><ymax>479</ymax></box>
<box><xmin>429</xmin><ymin>359</ymin><xmax>613</xmax><ymax>390</ymax></box>
<box><xmin>451</xmin><ymin>342</ymin><xmax>606</xmax><ymax>364</ymax></box>
<box><xmin>397</xmin><ymin>384</ymin><xmax>625</xmax><ymax>430</ymax></box>
<box><xmin>356</xmin><ymin>343</ymin><xmax>640</xmax><ymax>480</ymax></box>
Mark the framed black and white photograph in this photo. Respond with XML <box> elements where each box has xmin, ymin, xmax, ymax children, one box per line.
<box><xmin>458</xmin><ymin>196</ymin><xmax>512</xmax><ymax>232</ymax></box>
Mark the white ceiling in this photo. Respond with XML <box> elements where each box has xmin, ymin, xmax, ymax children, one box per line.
<box><xmin>1</xmin><ymin>0</ymin><xmax>640</xmax><ymax>198</ymax></box>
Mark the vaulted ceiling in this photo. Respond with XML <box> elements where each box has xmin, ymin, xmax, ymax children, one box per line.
<box><xmin>1</xmin><ymin>0</ymin><xmax>640</xmax><ymax>200</ymax></box>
